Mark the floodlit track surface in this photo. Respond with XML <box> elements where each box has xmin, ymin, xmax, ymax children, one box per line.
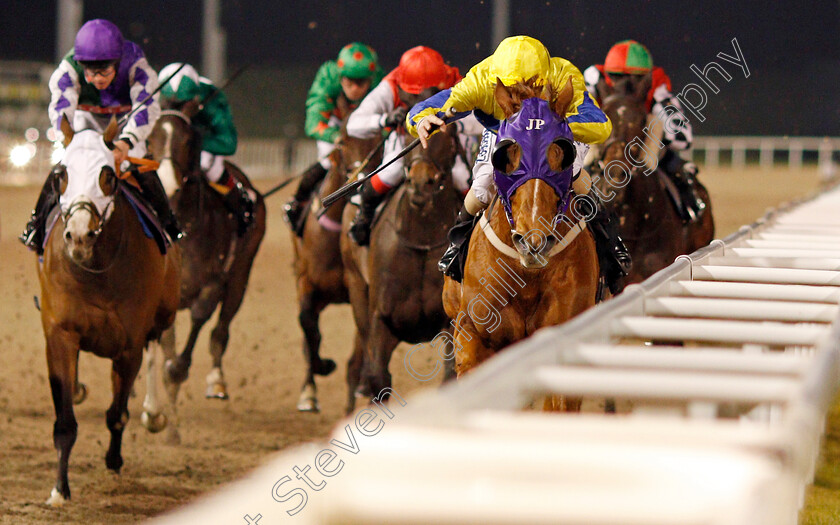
<box><xmin>149</xmin><ymin>185</ymin><xmax>840</xmax><ymax>524</ymax></box>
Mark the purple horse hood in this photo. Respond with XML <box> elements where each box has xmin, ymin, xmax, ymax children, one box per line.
<box><xmin>493</xmin><ymin>97</ymin><xmax>575</xmax><ymax>226</ymax></box>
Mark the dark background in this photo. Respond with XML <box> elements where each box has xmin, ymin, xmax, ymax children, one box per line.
<box><xmin>2</xmin><ymin>0</ymin><xmax>838</xmax><ymax>137</ymax></box>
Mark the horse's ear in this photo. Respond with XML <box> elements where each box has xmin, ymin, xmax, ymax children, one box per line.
<box><xmin>552</xmin><ymin>78</ymin><xmax>575</xmax><ymax>118</ymax></box>
<box><xmin>596</xmin><ymin>77</ymin><xmax>613</xmax><ymax>101</ymax></box>
<box><xmin>494</xmin><ymin>77</ymin><xmax>517</xmax><ymax>118</ymax></box>
<box><xmin>99</xmin><ymin>165</ymin><xmax>117</xmax><ymax>196</ymax></box>
<box><xmin>60</xmin><ymin>113</ymin><xmax>74</xmax><ymax>147</ymax></box>
<box><xmin>183</xmin><ymin>97</ymin><xmax>201</xmax><ymax>118</ymax></box>
<box><xmin>103</xmin><ymin>115</ymin><xmax>118</xmax><ymax>150</ymax></box>
<box><xmin>634</xmin><ymin>72</ymin><xmax>653</xmax><ymax>103</ymax></box>
<box><xmin>52</xmin><ymin>164</ymin><xmax>68</xmax><ymax>195</ymax></box>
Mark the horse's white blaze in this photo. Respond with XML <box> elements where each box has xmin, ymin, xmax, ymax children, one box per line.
<box><xmin>64</xmin><ymin>199</ymin><xmax>96</xmax><ymax>261</ymax></box>
<box><xmin>158</xmin><ymin>122</ymin><xmax>179</xmax><ymax>197</ymax></box>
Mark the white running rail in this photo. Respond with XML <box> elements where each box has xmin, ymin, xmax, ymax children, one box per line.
<box><xmin>152</xmin><ymin>187</ymin><xmax>840</xmax><ymax>525</ymax></box>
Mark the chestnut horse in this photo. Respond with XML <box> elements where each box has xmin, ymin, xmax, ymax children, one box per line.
<box><xmin>443</xmin><ymin>79</ymin><xmax>600</xmax><ymax>390</ymax></box>
<box><xmin>147</xmin><ymin>106</ymin><xmax>266</xmax><ymax>442</ymax></box>
<box><xmin>39</xmin><ymin>119</ymin><xmax>180</xmax><ymax>504</ymax></box>
<box><xmin>341</xmin><ymin>125</ymin><xmax>461</xmax><ymax>408</ymax></box>
<box><xmin>594</xmin><ymin>78</ymin><xmax>714</xmax><ymax>283</ymax></box>
<box><xmin>291</xmin><ymin>122</ymin><xmax>382</xmax><ymax>413</ymax></box>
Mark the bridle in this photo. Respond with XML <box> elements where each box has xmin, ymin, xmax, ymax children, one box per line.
<box><xmin>157</xmin><ymin>110</ymin><xmax>196</xmax><ymax>181</ymax></box>
<box><xmin>61</xmin><ymin>184</ymin><xmax>126</xmax><ymax>274</ymax></box>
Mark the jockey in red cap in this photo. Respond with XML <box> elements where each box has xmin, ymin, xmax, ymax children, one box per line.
<box><xmin>345</xmin><ymin>46</ymin><xmax>484</xmax><ymax>246</ymax></box>
<box><xmin>584</xmin><ymin>40</ymin><xmax>706</xmax><ymax>223</ymax></box>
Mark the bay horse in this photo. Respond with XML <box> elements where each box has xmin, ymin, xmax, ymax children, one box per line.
<box><xmin>594</xmin><ymin>77</ymin><xmax>714</xmax><ymax>283</ymax></box>
<box><xmin>443</xmin><ymin>78</ymin><xmax>600</xmax><ymax>398</ymax></box>
<box><xmin>341</xmin><ymin>124</ymin><xmax>461</xmax><ymax>408</ymax></box>
<box><xmin>147</xmin><ymin>104</ymin><xmax>266</xmax><ymax>442</ymax></box>
<box><xmin>39</xmin><ymin>118</ymin><xmax>180</xmax><ymax>504</ymax></box>
<box><xmin>291</xmin><ymin>119</ymin><xmax>382</xmax><ymax>413</ymax></box>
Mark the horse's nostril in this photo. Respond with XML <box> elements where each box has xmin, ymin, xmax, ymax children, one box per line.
<box><xmin>86</xmin><ymin>231</ymin><xmax>96</xmax><ymax>239</ymax></box>
<box><xmin>64</xmin><ymin>231</ymin><xmax>72</xmax><ymax>241</ymax></box>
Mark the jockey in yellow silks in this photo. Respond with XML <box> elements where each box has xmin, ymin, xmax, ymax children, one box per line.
<box><xmin>406</xmin><ymin>36</ymin><xmax>630</xmax><ymax>291</ymax></box>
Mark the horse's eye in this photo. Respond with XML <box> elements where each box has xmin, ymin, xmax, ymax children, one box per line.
<box><xmin>547</xmin><ymin>138</ymin><xmax>575</xmax><ymax>172</ymax></box>
<box><xmin>491</xmin><ymin>139</ymin><xmax>520</xmax><ymax>175</ymax></box>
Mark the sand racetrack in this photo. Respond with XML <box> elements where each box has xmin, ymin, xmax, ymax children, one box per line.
<box><xmin>0</xmin><ymin>166</ymin><xmax>823</xmax><ymax>523</ymax></box>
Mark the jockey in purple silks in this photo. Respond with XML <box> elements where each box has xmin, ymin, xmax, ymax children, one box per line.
<box><xmin>21</xmin><ymin>19</ymin><xmax>181</xmax><ymax>254</ymax></box>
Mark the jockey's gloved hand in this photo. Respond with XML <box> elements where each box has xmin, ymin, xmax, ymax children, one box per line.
<box><xmin>682</xmin><ymin>161</ymin><xmax>699</xmax><ymax>177</ymax></box>
<box><xmin>381</xmin><ymin>106</ymin><xmax>408</xmax><ymax>130</ymax></box>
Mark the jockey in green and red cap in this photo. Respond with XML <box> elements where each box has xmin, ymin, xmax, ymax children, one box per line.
<box><xmin>158</xmin><ymin>62</ymin><xmax>254</xmax><ymax>236</ymax></box>
<box><xmin>284</xmin><ymin>43</ymin><xmax>385</xmax><ymax>229</ymax></box>
<box><xmin>584</xmin><ymin>39</ymin><xmax>706</xmax><ymax>223</ymax></box>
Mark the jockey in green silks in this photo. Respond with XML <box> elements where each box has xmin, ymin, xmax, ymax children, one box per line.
<box><xmin>159</xmin><ymin>63</ymin><xmax>254</xmax><ymax>236</ymax></box>
<box><xmin>283</xmin><ymin>43</ymin><xmax>385</xmax><ymax>230</ymax></box>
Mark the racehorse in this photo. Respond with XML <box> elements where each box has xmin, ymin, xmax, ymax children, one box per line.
<box><xmin>38</xmin><ymin>118</ymin><xmax>180</xmax><ymax>504</ymax></box>
<box><xmin>147</xmin><ymin>104</ymin><xmax>266</xmax><ymax>443</ymax></box>
<box><xmin>341</xmin><ymin>124</ymin><xmax>461</xmax><ymax>407</ymax></box>
<box><xmin>594</xmin><ymin>77</ymin><xmax>714</xmax><ymax>283</ymax></box>
<box><xmin>291</xmin><ymin>119</ymin><xmax>382</xmax><ymax>413</ymax></box>
<box><xmin>443</xmin><ymin>78</ymin><xmax>600</xmax><ymax>395</ymax></box>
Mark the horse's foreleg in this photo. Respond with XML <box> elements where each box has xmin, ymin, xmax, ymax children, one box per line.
<box><xmin>166</xmin><ymin>287</ymin><xmax>219</xmax><ymax>385</ymax></box>
<box><xmin>206</xmin><ymin>268</ymin><xmax>252</xmax><ymax>400</ymax></box>
<box><xmin>365</xmin><ymin>313</ymin><xmax>399</xmax><ymax>398</ymax></box>
<box><xmin>296</xmin><ymin>290</ymin><xmax>334</xmax><ymax>412</ymax></box>
<box><xmin>159</xmin><ymin>327</ymin><xmax>182</xmax><ymax>444</ymax></box>
<box><xmin>45</xmin><ymin>329</ymin><xmax>80</xmax><ymax>505</ymax></box>
<box><xmin>453</xmin><ymin>316</ymin><xmax>492</xmax><ymax>377</ymax></box>
<box><xmin>105</xmin><ymin>351</ymin><xmax>143</xmax><ymax>473</ymax></box>
<box><xmin>345</xmin><ymin>332</ymin><xmax>365</xmax><ymax>415</ymax></box>
<box><xmin>141</xmin><ymin>341</ymin><xmax>167</xmax><ymax>433</ymax></box>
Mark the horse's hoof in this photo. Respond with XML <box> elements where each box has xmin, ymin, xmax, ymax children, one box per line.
<box><xmin>105</xmin><ymin>452</ymin><xmax>123</xmax><ymax>473</ymax></box>
<box><xmin>141</xmin><ymin>411</ymin><xmax>168</xmax><ymax>433</ymax></box>
<box><xmin>73</xmin><ymin>383</ymin><xmax>87</xmax><ymax>405</ymax></box>
<box><xmin>45</xmin><ymin>487</ymin><xmax>67</xmax><ymax>506</ymax></box>
<box><xmin>297</xmin><ymin>384</ymin><xmax>319</xmax><ymax>412</ymax></box>
<box><xmin>315</xmin><ymin>358</ymin><xmax>337</xmax><ymax>376</ymax></box>
<box><xmin>297</xmin><ymin>398</ymin><xmax>320</xmax><ymax>413</ymax></box>
<box><xmin>164</xmin><ymin>359</ymin><xmax>189</xmax><ymax>384</ymax></box>
<box><xmin>354</xmin><ymin>382</ymin><xmax>373</xmax><ymax>399</ymax></box>
<box><xmin>205</xmin><ymin>382</ymin><xmax>229</xmax><ymax>400</ymax></box>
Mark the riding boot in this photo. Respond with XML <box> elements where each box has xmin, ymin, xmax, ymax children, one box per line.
<box><xmin>438</xmin><ymin>205</ymin><xmax>478</xmax><ymax>283</ymax></box>
<box><xmin>134</xmin><ymin>170</ymin><xmax>184</xmax><ymax>242</ymax></box>
<box><xmin>219</xmin><ymin>170</ymin><xmax>255</xmax><ymax>236</ymax></box>
<box><xmin>661</xmin><ymin>149</ymin><xmax>706</xmax><ymax>223</ymax></box>
<box><xmin>348</xmin><ymin>179</ymin><xmax>387</xmax><ymax>246</ymax></box>
<box><xmin>580</xmin><ymin>198</ymin><xmax>631</xmax><ymax>295</ymax></box>
<box><xmin>20</xmin><ymin>167</ymin><xmax>61</xmax><ymax>255</ymax></box>
<box><xmin>284</xmin><ymin>162</ymin><xmax>329</xmax><ymax>227</ymax></box>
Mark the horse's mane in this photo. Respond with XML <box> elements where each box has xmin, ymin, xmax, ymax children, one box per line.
<box><xmin>496</xmin><ymin>75</ymin><xmax>572</xmax><ymax>119</ymax></box>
